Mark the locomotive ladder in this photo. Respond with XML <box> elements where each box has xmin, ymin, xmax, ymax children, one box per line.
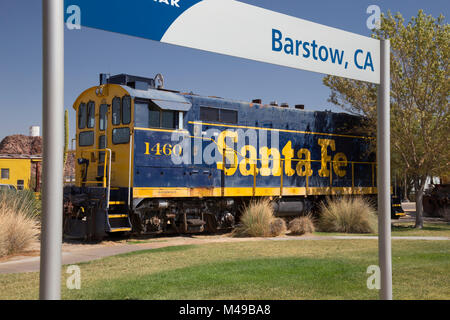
<box><xmin>77</xmin><ymin>148</ymin><xmax>132</xmax><ymax>233</ymax></box>
<box><xmin>105</xmin><ymin>145</ymin><xmax>133</xmax><ymax>233</ymax></box>
<box><xmin>106</xmin><ymin>195</ymin><xmax>132</xmax><ymax>233</ymax></box>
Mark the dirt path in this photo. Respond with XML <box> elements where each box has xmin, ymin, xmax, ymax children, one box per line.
<box><xmin>0</xmin><ymin>232</ymin><xmax>448</xmax><ymax>274</ymax></box>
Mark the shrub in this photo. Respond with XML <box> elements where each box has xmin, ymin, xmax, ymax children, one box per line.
<box><xmin>270</xmin><ymin>218</ymin><xmax>287</xmax><ymax>236</ymax></box>
<box><xmin>318</xmin><ymin>197</ymin><xmax>377</xmax><ymax>234</ymax></box>
<box><xmin>233</xmin><ymin>198</ymin><xmax>275</xmax><ymax>237</ymax></box>
<box><xmin>0</xmin><ymin>190</ymin><xmax>41</xmax><ymax>218</ymax></box>
<box><xmin>0</xmin><ymin>190</ymin><xmax>40</xmax><ymax>257</ymax></box>
<box><xmin>288</xmin><ymin>215</ymin><xmax>315</xmax><ymax>235</ymax></box>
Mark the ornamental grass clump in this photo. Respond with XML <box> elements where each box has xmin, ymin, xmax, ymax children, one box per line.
<box><xmin>233</xmin><ymin>198</ymin><xmax>279</xmax><ymax>237</ymax></box>
<box><xmin>0</xmin><ymin>190</ymin><xmax>40</xmax><ymax>257</ymax></box>
<box><xmin>270</xmin><ymin>218</ymin><xmax>287</xmax><ymax>237</ymax></box>
<box><xmin>288</xmin><ymin>215</ymin><xmax>316</xmax><ymax>235</ymax></box>
<box><xmin>318</xmin><ymin>196</ymin><xmax>377</xmax><ymax>234</ymax></box>
<box><xmin>0</xmin><ymin>189</ymin><xmax>41</xmax><ymax>219</ymax></box>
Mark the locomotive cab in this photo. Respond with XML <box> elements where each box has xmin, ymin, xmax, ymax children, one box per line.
<box><xmin>73</xmin><ymin>74</ymin><xmax>188</xmax><ymax>190</ymax></box>
<box><xmin>75</xmin><ymin>87</ymin><xmax>133</xmax><ymax>189</ymax></box>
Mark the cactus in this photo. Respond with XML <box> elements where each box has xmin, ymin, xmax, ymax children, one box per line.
<box><xmin>64</xmin><ymin>109</ymin><xmax>69</xmax><ymax>167</ymax></box>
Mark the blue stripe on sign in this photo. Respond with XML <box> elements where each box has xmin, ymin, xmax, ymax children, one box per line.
<box><xmin>64</xmin><ymin>0</ymin><xmax>203</xmax><ymax>42</ymax></box>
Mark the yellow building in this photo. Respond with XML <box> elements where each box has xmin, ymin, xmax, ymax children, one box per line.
<box><xmin>0</xmin><ymin>155</ymin><xmax>42</xmax><ymax>191</ymax></box>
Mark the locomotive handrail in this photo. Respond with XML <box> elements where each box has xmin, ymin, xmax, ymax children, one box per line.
<box><xmin>128</xmin><ymin>133</ymin><xmax>133</xmax><ymax>208</ymax></box>
<box><xmin>209</xmin><ymin>134</ymin><xmax>378</xmax><ymax>197</ymax></box>
<box><xmin>188</xmin><ymin>134</ymin><xmax>376</xmax><ymax>164</ymax></box>
<box><xmin>246</xmin><ymin>155</ymin><xmax>376</xmax><ymax>198</ymax></box>
<box><xmin>188</xmin><ymin>132</ymin><xmax>378</xmax><ymax>196</ymax></box>
<box><xmin>78</xmin><ymin>148</ymin><xmax>112</xmax><ymax>208</ymax></box>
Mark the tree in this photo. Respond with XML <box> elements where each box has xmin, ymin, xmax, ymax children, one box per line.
<box><xmin>323</xmin><ymin>10</ymin><xmax>449</xmax><ymax>228</ymax></box>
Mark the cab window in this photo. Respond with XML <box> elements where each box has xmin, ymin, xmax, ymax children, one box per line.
<box><xmin>122</xmin><ymin>96</ymin><xmax>131</xmax><ymax>125</ymax></box>
<box><xmin>87</xmin><ymin>101</ymin><xmax>95</xmax><ymax>128</ymax></box>
<box><xmin>99</xmin><ymin>104</ymin><xmax>108</xmax><ymax>131</ymax></box>
<box><xmin>148</xmin><ymin>103</ymin><xmax>161</xmax><ymax>128</ymax></box>
<box><xmin>162</xmin><ymin>110</ymin><xmax>176</xmax><ymax>129</ymax></box>
<box><xmin>112</xmin><ymin>97</ymin><xmax>121</xmax><ymax>125</ymax></box>
<box><xmin>112</xmin><ymin>128</ymin><xmax>130</xmax><ymax>144</ymax></box>
<box><xmin>78</xmin><ymin>103</ymin><xmax>86</xmax><ymax>129</ymax></box>
<box><xmin>135</xmin><ymin>101</ymin><xmax>177</xmax><ymax>129</ymax></box>
<box><xmin>79</xmin><ymin>131</ymin><xmax>94</xmax><ymax>146</ymax></box>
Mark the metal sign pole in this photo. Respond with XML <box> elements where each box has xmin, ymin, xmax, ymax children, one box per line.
<box><xmin>40</xmin><ymin>0</ymin><xmax>64</xmax><ymax>300</ymax></box>
<box><xmin>377</xmin><ymin>39</ymin><xmax>392</xmax><ymax>300</ymax></box>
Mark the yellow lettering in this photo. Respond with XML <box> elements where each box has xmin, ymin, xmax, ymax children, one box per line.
<box><xmin>172</xmin><ymin>144</ymin><xmax>183</xmax><ymax>156</ymax></box>
<box><xmin>296</xmin><ymin>148</ymin><xmax>313</xmax><ymax>177</ymax></box>
<box><xmin>318</xmin><ymin>139</ymin><xmax>335</xmax><ymax>177</ymax></box>
<box><xmin>217</xmin><ymin>130</ymin><xmax>238</xmax><ymax>176</ymax></box>
<box><xmin>259</xmin><ymin>147</ymin><xmax>281</xmax><ymax>176</ymax></box>
<box><xmin>239</xmin><ymin>145</ymin><xmax>258</xmax><ymax>176</ymax></box>
<box><xmin>144</xmin><ymin>142</ymin><xmax>150</xmax><ymax>155</ymax></box>
<box><xmin>333</xmin><ymin>152</ymin><xmax>348</xmax><ymax>177</ymax></box>
<box><xmin>163</xmin><ymin>144</ymin><xmax>172</xmax><ymax>156</ymax></box>
<box><xmin>282</xmin><ymin>141</ymin><xmax>295</xmax><ymax>176</ymax></box>
<box><xmin>151</xmin><ymin>143</ymin><xmax>162</xmax><ymax>156</ymax></box>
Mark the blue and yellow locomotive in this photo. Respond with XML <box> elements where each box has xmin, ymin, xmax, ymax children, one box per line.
<box><xmin>63</xmin><ymin>73</ymin><xmax>402</xmax><ymax>240</ymax></box>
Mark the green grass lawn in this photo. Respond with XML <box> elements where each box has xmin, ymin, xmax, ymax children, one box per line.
<box><xmin>1</xmin><ymin>239</ymin><xmax>448</xmax><ymax>300</ymax></box>
<box><xmin>390</xmin><ymin>221</ymin><xmax>450</xmax><ymax>237</ymax></box>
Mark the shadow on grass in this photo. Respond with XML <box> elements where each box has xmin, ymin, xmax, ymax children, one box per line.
<box><xmin>392</xmin><ymin>224</ymin><xmax>450</xmax><ymax>233</ymax></box>
<box><xmin>119</xmin><ymin>244</ymin><xmax>198</xmax><ymax>257</ymax></box>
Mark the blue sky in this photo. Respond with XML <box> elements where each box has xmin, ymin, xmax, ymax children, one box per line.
<box><xmin>0</xmin><ymin>0</ymin><xmax>448</xmax><ymax>141</ymax></box>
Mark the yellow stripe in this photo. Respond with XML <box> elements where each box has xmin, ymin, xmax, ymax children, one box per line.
<box><xmin>133</xmin><ymin>186</ymin><xmax>378</xmax><ymax>198</ymax></box>
<box><xmin>109</xmin><ymin>228</ymin><xmax>131</xmax><ymax>232</ymax></box>
<box><xmin>109</xmin><ymin>201</ymin><xmax>126</xmax><ymax>205</ymax></box>
<box><xmin>108</xmin><ymin>214</ymin><xmax>128</xmax><ymax>219</ymax></box>
<box><xmin>135</xmin><ymin>127</ymin><xmax>188</xmax><ymax>134</ymax></box>
<box><xmin>188</xmin><ymin>121</ymin><xmax>373</xmax><ymax>140</ymax></box>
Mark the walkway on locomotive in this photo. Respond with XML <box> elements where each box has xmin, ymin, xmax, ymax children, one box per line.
<box><xmin>73</xmin><ymin>79</ymin><xmax>377</xmax><ymax>200</ymax></box>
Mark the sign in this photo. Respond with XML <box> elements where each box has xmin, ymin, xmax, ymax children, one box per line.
<box><xmin>65</xmin><ymin>0</ymin><xmax>380</xmax><ymax>84</ymax></box>
<box><xmin>56</xmin><ymin>0</ymin><xmax>391</xmax><ymax>300</ymax></box>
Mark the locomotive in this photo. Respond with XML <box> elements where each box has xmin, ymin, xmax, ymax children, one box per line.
<box><xmin>63</xmin><ymin>73</ymin><xmax>403</xmax><ymax>240</ymax></box>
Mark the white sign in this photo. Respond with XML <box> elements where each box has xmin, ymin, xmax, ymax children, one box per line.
<box><xmin>163</xmin><ymin>0</ymin><xmax>380</xmax><ymax>83</ymax></box>
<box><xmin>66</xmin><ymin>0</ymin><xmax>380</xmax><ymax>83</ymax></box>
